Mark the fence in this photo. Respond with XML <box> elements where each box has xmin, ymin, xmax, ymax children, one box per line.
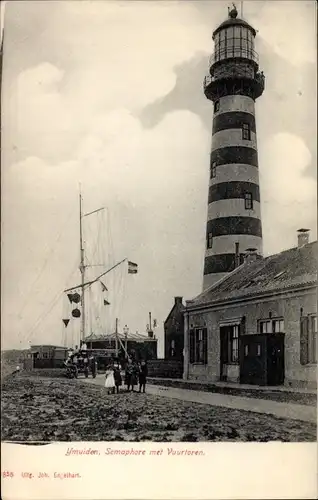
<box><xmin>147</xmin><ymin>359</ymin><xmax>183</xmax><ymax>379</ymax></box>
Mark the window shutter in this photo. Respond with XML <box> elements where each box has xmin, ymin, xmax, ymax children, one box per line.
<box><xmin>300</xmin><ymin>316</ymin><xmax>309</xmax><ymax>365</ymax></box>
<box><xmin>189</xmin><ymin>329</ymin><xmax>195</xmax><ymax>364</ymax></box>
<box><xmin>220</xmin><ymin>328</ymin><xmax>229</xmax><ymax>364</ymax></box>
<box><xmin>203</xmin><ymin>328</ymin><xmax>208</xmax><ymax>364</ymax></box>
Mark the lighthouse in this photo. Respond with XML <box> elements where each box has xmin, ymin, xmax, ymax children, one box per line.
<box><xmin>202</xmin><ymin>4</ymin><xmax>265</xmax><ymax>291</ymax></box>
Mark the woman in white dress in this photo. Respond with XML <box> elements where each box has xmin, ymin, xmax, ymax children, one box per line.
<box><xmin>105</xmin><ymin>365</ymin><xmax>115</xmax><ymax>394</ymax></box>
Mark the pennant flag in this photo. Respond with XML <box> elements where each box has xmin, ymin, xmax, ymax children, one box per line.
<box><xmin>103</xmin><ymin>299</ymin><xmax>110</xmax><ymax>306</ymax></box>
<box><xmin>67</xmin><ymin>293</ymin><xmax>74</xmax><ymax>304</ymax></box>
<box><xmin>62</xmin><ymin>319</ymin><xmax>70</xmax><ymax>328</ymax></box>
<box><xmin>100</xmin><ymin>280</ymin><xmax>108</xmax><ymax>292</ymax></box>
<box><xmin>128</xmin><ymin>261</ymin><xmax>138</xmax><ymax>274</ymax></box>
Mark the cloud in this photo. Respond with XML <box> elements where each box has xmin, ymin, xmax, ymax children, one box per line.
<box><xmin>249</xmin><ymin>1</ymin><xmax>316</xmax><ymax>67</ymax></box>
<box><xmin>2</xmin><ymin>0</ymin><xmax>317</xmax><ymax>350</ymax></box>
<box><xmin>260</xmin><ymin>133</ymin><xmax>317</xmax><ymax>254</ymax></box>
<box><xmin>2</xmin><ymin>109</ymin><xmax>209</xmax><ymax>348</ymax></box>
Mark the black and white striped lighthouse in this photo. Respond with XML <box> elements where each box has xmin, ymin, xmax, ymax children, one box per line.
<box><xmin>202</xmin><ymin>4</ymin><xmax>265</xmax><ymax>291</ymax></box>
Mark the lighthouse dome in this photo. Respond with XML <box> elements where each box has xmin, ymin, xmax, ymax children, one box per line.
<box><xmin>213</xmin><ymin>17</ymin><xmax>256</xmax><ymax>39</ymax></box>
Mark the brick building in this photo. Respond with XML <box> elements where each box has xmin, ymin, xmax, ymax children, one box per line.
<box><xmin>164</xmin><ymin>297</ymin><xmax>185</xmax><ymax>361</ymax></box>
<box><xmin>183</xmin><ymin>232</ymin><xmax>317</xmax><ymax>389</ymax></box>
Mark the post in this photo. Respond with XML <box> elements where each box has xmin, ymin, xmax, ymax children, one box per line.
<box><xmin>183</xmin><ymin>310</ymin><xmax>189</xmax><ymax>380</ymax></box>
<box><xmin>79</xmin><ymin>191</ymin><xmax>85</xmax><ymax>345</ymax></box>
<box><xmin>115</xmin><ymin>318</ymin><xmax>119</xmax><ymax>357</ymax></box>
<box><xmin>124</xmin><ymin>324</ymin><xmax>128</xmax><ymax>355</ymax></box>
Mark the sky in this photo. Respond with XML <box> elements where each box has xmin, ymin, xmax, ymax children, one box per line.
<box><xmin>1</xmin><ymin>0</ymin><xmax>317</xmax><ymax>354</ymax></box>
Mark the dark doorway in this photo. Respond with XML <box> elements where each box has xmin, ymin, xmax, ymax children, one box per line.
<box><xmin>240</xmin><ymin>333</ymin><xmax>285</xmax><ymax>386</ymax></box>
<box><xmin>267</xmin><ymin>333</ymin><xmax>285</xmax><ymax>385</ymax></box>
<box><xmin>219</xmin><ymin>325</ymin><xmax>240</xmax><ymax>381</ymax></box>
<box><xmin>219</xmin><ymin>326</ymin><xmax>230</xmax><ymax>381</ymax></box>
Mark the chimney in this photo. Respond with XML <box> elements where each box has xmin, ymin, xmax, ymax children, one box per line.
<box><xmin>174</xmin><ymin>297</ymin><xmax>183</xmax><ymax>305</ymax></box>
<box><xmin>244</xmin><ymin>248</ymin><xmax>259</xmax><ymax>264</ymax></box>
<box><xmin>297</xmin><ymin>228</ymin><xmax>310</xmax><ymax>248</ymax></box>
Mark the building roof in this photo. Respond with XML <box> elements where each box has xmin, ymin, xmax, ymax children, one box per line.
<box><xmin>84</xmin><ymin>332</ymin><xmax>157</xmax><ymax>343</ymax></box>
<box><xmin>187</xmin><ymin>241</ymin><xmax>317</xmax><ymax>309</ymax></box>
<box><xmin>164</xmin><ymin>297</ymin><xmax>185</xmax><ymax>326</ymax></box>
<box><xmin>30</xmin><ymin>345</ymin><xmax>68</xmax><ymax>350</ymax></box>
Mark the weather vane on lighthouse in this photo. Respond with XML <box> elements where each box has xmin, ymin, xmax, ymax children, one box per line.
<box><xmin>228</xmin><ymin>3</ymin><xmax>238</xmax><ymax>18</ymax></box>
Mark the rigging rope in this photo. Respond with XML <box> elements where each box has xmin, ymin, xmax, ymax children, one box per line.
<box><xmin>16</xmin><ymin>207</ymin><xmax>75</xmax><ymax>323</ymax></box>
<box><xmin>21</xmin><ymin>262</ymin><xmax>79</xmax><ymax>346</ymax></box>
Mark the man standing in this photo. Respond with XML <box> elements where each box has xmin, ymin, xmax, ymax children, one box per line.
<box><xmin>138</xmin><ymin>360</ymin><xmax>148</xmax><ymax>393</ymax></box>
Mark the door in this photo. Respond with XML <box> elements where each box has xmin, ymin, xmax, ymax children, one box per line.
<box><xmin>219</xmin><ymin>327</ymin><xmax>229</xmax><ymax>381</ymax></box>
<box><xmin>267</xmin><ymin>333</ymin><xmax>285</xmax><ymax>385</ymax></box>
<box><xmin>240</xmin><ymin>334</ymin><xmax>267</xmax><ymax>385</ymax></box>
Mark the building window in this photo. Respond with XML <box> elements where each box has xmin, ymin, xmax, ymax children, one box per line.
<box><xmin>259</xmin><ymin>318</ymin><xmax>284</xmax><ymax>334</ymax></box>
<box><xmin>256</xmin><ymin>344</ymin><xmax>261</xmax><ymax>356</ymax></box>
<box><xmin>207</xmin><ymin>232</ymin><xmax>213</xmax><ymax>249</ymax></box>
<box><xmin>189</xmin><ymin>328</ymin><xmax>207</xmax><ymax>364</ymax></box>
<box><xmin>214</xmin><ymin>100</ymin><xmax>220</xmax><ymax>113</ymax></box>
<box><xmin>210</xmin><ymin>162</ymin><xmax>217</xmax><ymax>179</ymax></box>
<box><xmin>312</xmin><ymin>316</ymin><xmax>317</xmax><ymax>363</ymax></box>
<box><xmin>260</xmin><ymin>320</ymin><xmax>271</xmax><ymax>333</ymax></box>
<box><xmin>300</xmin><ymin>315</ymin><xmax>317</xmax><ymax>365</ymax></box>
<box><xmin>171</xmin><ymin>339</ymin><xmax>175</xmax><ymax>357</ymax></box>
<box><xmin>273</xmin><ymin>319</ymin><xmax>284</xmax><ymax>333</ymax></box>
<box><xmin>229</xmin><ymin>325</ymin><xmax>239</xmax><ymax>363</ymax></box>
<box><xmin>242</xmin><ymin>123</ymin><xmax>251</xmax><ymax>140</ymax></box>
<box><xmin>244</xmin><ymin>344</ymin><xmax>249</xmax><ymax>357</ymax></box>
<box><xmin>244</xmin><ymin>192</ymin><xmax>253</xmax><ymax>210</ymax></box>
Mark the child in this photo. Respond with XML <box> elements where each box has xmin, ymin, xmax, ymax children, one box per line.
<box><xmin>113</xmin><ymin>363</ymin><xmax>122</xmax><ymax>394</ymax></box>
<box><xmin>105</xmin><ymin>365</ymin><xmax>115</xmax><ymax>395</ymax></box>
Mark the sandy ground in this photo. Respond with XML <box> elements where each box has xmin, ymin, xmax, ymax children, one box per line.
<box><xmin>1</xmin><ymin>373</ymin><xmax>316</xmax><ymax>442</ymax></box>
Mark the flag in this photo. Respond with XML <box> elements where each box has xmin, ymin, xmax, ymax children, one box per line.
<box><xmin>153</xmin><ymin>319</ymin><xmax>157</xmax><ymax>328</ymax></box>
<box><xmin>100</xmin><ymin>280</ymin><xmax>108</xmax><ymax>292</ymax></box>
<box><xmin>67</xmin><ymin>293</ymin><xmax>74</xmax><ymax>304</ymax></box>
<box><xmin>62</xmin><ymin>319</ymin><xmax>70</xmax><ymax>328</ymax></box>
<box><xmin>103</xmin><ymin>299</ymin><xmax>110</xmax><ymax>306</ymax></box>
<box><xmin>128</xmin><ymin>261</ymin><xmax>138</xmax><ymax>274</ymax></box>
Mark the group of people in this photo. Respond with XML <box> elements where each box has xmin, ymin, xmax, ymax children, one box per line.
<box><xmin>104</xmin><ymin>358</ymin><xmax>148</xmax><ymax>395</ymax></box>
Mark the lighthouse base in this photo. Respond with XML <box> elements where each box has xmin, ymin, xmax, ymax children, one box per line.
<box><xmin>203</xmin><ymin>272</ymin><xmax>228</xmax><ymax>292</ymax></box>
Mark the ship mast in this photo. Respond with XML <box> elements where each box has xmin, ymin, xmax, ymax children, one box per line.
<box><xmin>78</xmin><ymin>188</ymin><xmax>105</xmax><ymax>346</ymax></box>
<box><xmin>79</xmin><ymin>189</ymin><xmax>85</xmax><ymax>344</ymax></box>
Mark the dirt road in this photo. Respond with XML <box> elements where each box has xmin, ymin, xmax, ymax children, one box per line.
<box><xmin>1</xmin><ymin>373</ymin><xmax>316</xmax><ymax>442</ymax></box>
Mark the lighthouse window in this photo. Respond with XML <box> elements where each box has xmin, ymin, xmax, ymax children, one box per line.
<box><xmin>245</xmin><ymin>192</ymin><xmax>253</xmax><ymax>210</ymax></box>
<box><xmin>207</xmin><ymin>233</ymin><xmax>213</xmax><ymax>249</ymax></box>
<box><xmin>214</xmin><ymin>100</ymin><xmax>220</xmax><ymax>113</ymax></box>
<box><xmin>242</xmin><ymin>123</ymin><xmax>251</xmax><ymax>140</ymax></box>
<box><xmin>210</xmin><ymin>162</ymin><xmax>217</xmax><ymax>178</ymax></box>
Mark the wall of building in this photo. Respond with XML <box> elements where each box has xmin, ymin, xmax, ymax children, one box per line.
<box><xmin>164</xmin><ymin>298</ymin><xmax>185</xmax><ymax>361</ymax></box>
<box><xmin>186</xmin><ymin>288</ymin><xmax>317</xmax><ymax>388</ymax></box>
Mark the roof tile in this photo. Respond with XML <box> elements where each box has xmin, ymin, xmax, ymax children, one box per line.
<box><xmin>188</xmin><ymin>241</ymin><xmax>318</xmax><ymax>308</ymax></box>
